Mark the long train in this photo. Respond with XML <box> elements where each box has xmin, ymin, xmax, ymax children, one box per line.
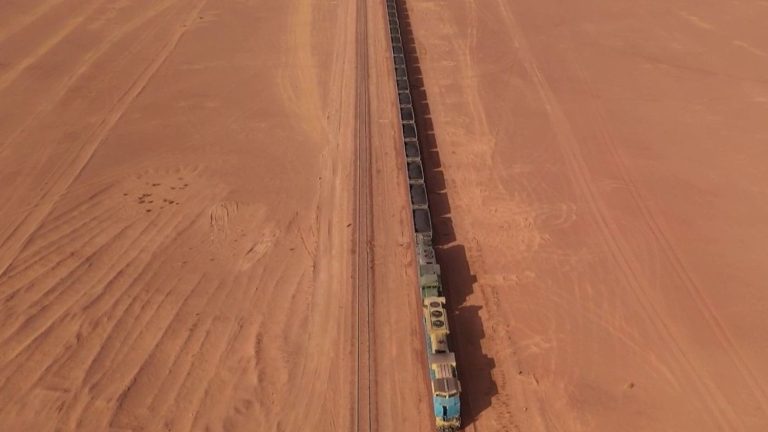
<box><xmin>385</xmin><ymin>1</ymin><xmax>462</xmax><ymax>430</ymax></box>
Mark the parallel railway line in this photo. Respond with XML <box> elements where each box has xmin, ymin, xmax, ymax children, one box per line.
<box><xmin>353</xmin><ymin>0</ymin><xmax>375</xmax><ymax>431</ymax></box>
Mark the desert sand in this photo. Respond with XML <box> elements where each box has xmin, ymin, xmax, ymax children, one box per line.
<box><xmin>403</xmin><ymin>0</ymin><xmax>768</xmax><ymax>430</ymax></box>
<box><xmin>2</xmin><ymin>0</ymin><xmax>768</xmax><ymax>431</ymax></box>
<box><xmin>0</xmin><ymin>0</ymin><xmax>430</xmax><ymax>430</ymax></box>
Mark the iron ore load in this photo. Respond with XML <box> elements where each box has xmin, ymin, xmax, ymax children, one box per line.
<box><xmin>386</xmin><ymin>0</ymin><xmax>462</xmax><ymax>430</ymax></box>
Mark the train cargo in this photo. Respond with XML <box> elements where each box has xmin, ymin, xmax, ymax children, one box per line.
<box><xmin>412</xmin><ymin>208</ymin><xmax>432</xmax><ymax>238</ymax></box>
<box><xmin>404</xmin><ymin>141</ymin><xmax>421</xmax><ymax>161</ymax></box>
<box><xmin>407</xmin><ymin>161</ymin><xmax>424</xmax><ymax>183</ymax></box>
<box><xmin>400</xmin><ymin>106</ymin><xmax>414</xmax><ymax>122</ymax></box>
<box><xmin>410</xmin><ymin>183</ymin><xmax>428</xmax><ymax>209</ymax></box>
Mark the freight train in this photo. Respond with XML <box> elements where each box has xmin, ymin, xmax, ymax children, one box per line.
<box><xmin>386</xmin><ymin>1</ymin><xmax>462</xmax><ymax>430</ymax></box>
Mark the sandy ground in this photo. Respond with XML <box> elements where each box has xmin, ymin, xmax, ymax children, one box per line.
<box><xmin>5</xmin><ymin>0</ymin><xmax>767</xmax><ymax>431</ymax></box>
<box><xmin>404</xmin><ymin>0</ymin><xmax>768</xmax><ymax>430</ymax></box>
<box><xmin>0</xmin><ymin>0</ymin><xmax>430</xmax><ymax>430</ymax></box>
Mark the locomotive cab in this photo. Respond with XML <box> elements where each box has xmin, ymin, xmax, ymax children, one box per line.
<box><xmin>433</xmin><ymin>387</ymin><xmax>461</xmax><ymax>431</ymax></box>
<box><xmin>429</xmin><ymin>353</ymin><xmax>461</xmax><ymax>431</ymax></box>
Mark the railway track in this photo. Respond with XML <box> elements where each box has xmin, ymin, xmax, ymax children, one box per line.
<box><xmin>354</xmin><ymin>0</ymin><xmax>374</xmax><ymax>431</ymax></box>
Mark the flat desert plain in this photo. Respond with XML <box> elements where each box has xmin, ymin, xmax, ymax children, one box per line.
<box><xmin>1</xmin><ymin>0</ymin><xmax>767</xmax><ymax>432</ymax></box>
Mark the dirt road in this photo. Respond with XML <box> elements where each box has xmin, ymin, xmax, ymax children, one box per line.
<box><xmin>404</xmin><ymin>0</ymin><xmax>768</xmax><ymax>430</ymax></box>
<box><xmin>0</xmin><ymin>0</ymin><xmax>430</xmax><ymax>430</ymax></box>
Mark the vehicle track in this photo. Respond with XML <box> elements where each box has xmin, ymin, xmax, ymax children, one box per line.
<box><xmin>0</xmin><ymin>0</ymin><xmax>209</xmax><ymax>280</ymax></box>
<box><xmin>0</xmin><ymin>0</ymin><xmax>186</xmax><ymax>156</ymax></box>
<box><xmin>354</xmin><ymin>0</ymin><xmax>375</xmax><ymax>431</ymax></box>
<box><xmin>0</xmin><ymin>0</ymin><xmax>105</xmax><ymax>93</ymax></box>
<box><xmin>0</xmin><ymin>0</ymin><xmax>68</xmax><ymax>45</ymax></box>
<box><xmin>571</xmin><ymin>59</ymin><xmax>768</xmax><ymax>418</ymax></box>
<box><xmin>490</xmin><ymin>1</ymin><xmax>745</xmax><ymax>428</ymax></box>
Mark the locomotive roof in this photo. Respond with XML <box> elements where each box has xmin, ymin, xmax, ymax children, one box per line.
<box><xmin>433</xmin><ymin>377</ymin><xmax>460</xmax><ymax>395</ymax></box>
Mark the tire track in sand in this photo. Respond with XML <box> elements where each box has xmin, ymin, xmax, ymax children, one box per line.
<box><xmin>0</xmin><ymin>221</ymin><xmax>135</xmax><ymax>394</ymax></box>
<box><xmin>44</xmin><ymin>212</ymin><xmax>206</xmax><ymax>387</ymax></box>
<box><xmin>186</xmin><ymin>230</ymin><xmax>303</xmax><ymax>430</ymax></box>
<box><xmin>0</xmin><ymin>195</ymin><xmax>119</xmax><ymax>292</ymax></box>
<box><xmin>0</xmin><ymin>0</ymin><xmax>187</xmax><ymax>157</ymax></box>
<box><xmin>0</xmin><ymin>0</ymin><xmax>209</xmax><ymax>280</ymax></box>
<box><xmin>79</xmin><ymin>209</ymin><xmax>211</xmax><ymax>390</ymax></box>
<box><xmin>110</xmin><ymin>207</ymin><xmax>275</xmax><ymax>429</ymax></box>
<box><xmin>0</xmin><ymin>0</ymin><xmax>106</xmax><ymax>93</ymax></box>
<box><xmin>0</xmin><ymin>209</ymin><xmax>127</xmax><ymax>334</ymax></box>
<box><xmin>0</xmin><ymin>0</ymin><xmax>191</xmax><ymax>235</ymax></box>
<box><xmin>54</xmin><ymin>212</ymin><xmax>212</xmax><ymax>428</ymax></box>
<box><xmin>108</xmin><ymin>274</ymin><xmax>225</xmax><ymax>430</ymax></box>
<box><xmin>572</xmin><ymin>59</ymin><xmax>768</xmax><ymax>419</ymax></box>
<box><xmin>0</xmin><ymin>0</ymin><xmax>68</xmax><ymax>45</ymax></box>
<box><xmin>0</xmin><ymin>192</ymin><xmax>209</xmax><ymax>421</ymax></box>
<box><xmin>491</xmin><ymin>0</ymin><xmax>743</xmax><ymax>429</ymax></box>
<box><xmin>0</xmin><ymin>211</ymin><xmax>159</xmax><ymax>370</ymax></box>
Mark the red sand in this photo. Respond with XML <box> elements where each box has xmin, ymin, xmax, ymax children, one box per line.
<box><xmin>2</xmin><ymin>0</ymin><xmax>768</xmax><ymax>431</ymax></box>
<box><xmin>0</xmin><ymin>0</ymin><xmax>428</xmax><ymax>430</ymax></box>
<box><xmin>405</xmin><ymin>0</ymin><xmax>768</xmax><ymax>430</ymax></box>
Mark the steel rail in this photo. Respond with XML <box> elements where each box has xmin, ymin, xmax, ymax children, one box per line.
<box><xmin>354</xmin><ymin>0</ymin><xmax>374</xmax><ymax>430</ymax></box>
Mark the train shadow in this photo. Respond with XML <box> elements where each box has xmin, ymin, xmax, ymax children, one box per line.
<box><xmin>396</xmin><ymin>0</ymin><xmax>498</xmax><ymax>427</ymax></box>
